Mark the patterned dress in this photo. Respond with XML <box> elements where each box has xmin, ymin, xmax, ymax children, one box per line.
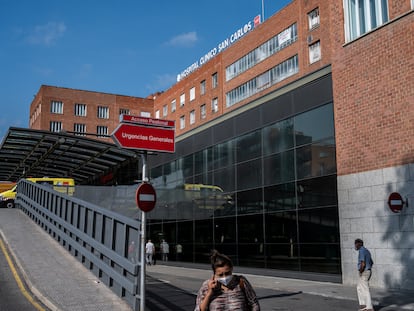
<box><xmin>194</xmin><ymin>275</ymin><xmax>260</xmax><ymax>311</ymax></box>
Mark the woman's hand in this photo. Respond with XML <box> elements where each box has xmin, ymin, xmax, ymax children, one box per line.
<box><xmin>200</xmin><ymin>276</ymin><xmax>218</xmax><ymax>311</ymax></box>
<box><xmin>207</xmin><ymin>275</ymin><xmax>218</xmax><ymax>292</ymax></box>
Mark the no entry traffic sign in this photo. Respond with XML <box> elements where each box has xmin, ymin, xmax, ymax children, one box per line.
<box><xmin>388</xmin><ymin>192</ymin><xmax>404</xmax><ymax>213</ymax></box>
<box><xmin>136</xmin><ymin>182</ymin><xmax>156</xmax><ymax>212</ymax></box>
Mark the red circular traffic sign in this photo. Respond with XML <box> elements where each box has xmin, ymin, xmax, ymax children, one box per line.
<box><xmin>136</xmin><ymin>182</ymin><xmax>157</xmax><ymax>212</ymax></box>
<box><xmin>388</xmin><ymin>192</ymin><xmax>404</xmax><ymax>213</ymax></box>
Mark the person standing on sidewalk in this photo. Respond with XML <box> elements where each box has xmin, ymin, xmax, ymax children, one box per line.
<box><xmin>160</xmin><ymin>239</ymin><xmax>169</xmax><ymax>261</ymax></box>
<box><xmin>355</xmin><ymin>238</ymin><xmax>374</xmax><ymax>311</ymax></box>
<box><xmin>194</xmin><ymin>250</ymin><xmax>260</xmax><ymax>311</ymax></box>
<box><xmin>145</xmin><ymin>239</ymin><xmax>155</xmax><ymax>265</ymax></box>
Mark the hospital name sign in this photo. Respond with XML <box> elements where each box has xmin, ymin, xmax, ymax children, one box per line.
<box><xmin>177</xmin><ymin>15</ymin><xmax>261</xmax><ymax>82</ymax></box>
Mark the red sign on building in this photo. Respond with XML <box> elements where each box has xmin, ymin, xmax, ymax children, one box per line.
<box><xmin>120</xmin><ymin>115</ymin><xmax>175</xmax><ymax>128</ymax></box>
<box><xmin>111</xmin><ymin>123</ymin><xmax>175</xmax><ymax>153</ymax></box>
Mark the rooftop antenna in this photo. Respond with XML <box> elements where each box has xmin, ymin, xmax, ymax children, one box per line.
<box><xmin>262</xmin><ymin>0</ymin><xmax>265</xmax><ymax>21</ymax></box>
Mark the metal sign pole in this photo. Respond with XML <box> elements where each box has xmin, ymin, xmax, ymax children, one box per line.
<box><xmin>139</xmin><ymin>151</ymin><xmax>148</xmax><ymax>311</ymax></box>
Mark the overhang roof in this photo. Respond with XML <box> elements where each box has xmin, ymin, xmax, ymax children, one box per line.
<box><xmin>0</xmin><ymin>127</ymin><xmax>140</xmax><ymax>184</ymax></box>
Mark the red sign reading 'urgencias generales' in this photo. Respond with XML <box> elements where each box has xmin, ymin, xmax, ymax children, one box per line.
<box><xmin>112</xmin><ymin>116</ymin><xmax>175</xmax><ymax>153</ymax></box>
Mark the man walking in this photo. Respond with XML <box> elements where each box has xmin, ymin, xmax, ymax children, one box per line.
<box><xmin>355</xmin><ymin>238</ymin><xmax>374</xmax><ymax>311</ymax></box>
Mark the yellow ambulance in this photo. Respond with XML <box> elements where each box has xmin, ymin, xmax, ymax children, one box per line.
<box><xmin>0</xmin><ymin>177</ymin><xmax>75</xmax><ymax>208</ymax></box>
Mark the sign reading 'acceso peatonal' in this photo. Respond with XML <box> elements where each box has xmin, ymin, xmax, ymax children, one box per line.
<box><xmin>112</xmin><ymin>119</ymin><xmax>175</xmax><ymax>153</ymax></box>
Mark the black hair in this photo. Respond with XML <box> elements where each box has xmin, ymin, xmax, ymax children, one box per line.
<box><xmin>210</xmin><ymin>250</ymin><xmax>233</xmax><ymax>272</ymax></box>
<box><xmin>355</xmin><ymin>238</ymin><xmax>363</xmax><ymax>245</ymax></box>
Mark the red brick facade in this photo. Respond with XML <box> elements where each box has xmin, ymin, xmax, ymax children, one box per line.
<box><xmin>30</xmin><ymin>85</ymin><xmax>154</xmax><ymax>143</ymax></box>
<box><xmin>30</xmin><ymin>1</ymin><xmax>414</xmax><ymax>176</ymax></box>
<box><xmin>330</xmin><ymin>5</ymin><xmax>414</xmax><ymax>175</ymax></box>
<box><xmin>154</xmin><ymin>0</ymin><xmax>334</xmax><ymax>137</ymax></box>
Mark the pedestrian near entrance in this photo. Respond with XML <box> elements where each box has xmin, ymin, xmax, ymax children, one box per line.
<box><xmin>145</xmin><ymin>239</ymin><xmax>155</xmax><ymax>265</ymax></box>
<box><xmin>355</xmin><ymin>238</ymin><xmax>374</xmax><ymax>311</ymax></box>
<box><xmin>194</xmin><ymin>250</ymin><xmax>260</xmax><ymax>311</ymax></box>
<box><xmin>160</xmin><ymin>239</ymin><xmax>169</xmax><ymax>261</ymax></box>
<box><xmin>175</xmin><ymin>243</ymin><xmax>183</xmax><ymax>261</ymax></box>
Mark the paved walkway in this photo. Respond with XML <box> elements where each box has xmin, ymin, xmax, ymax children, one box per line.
<box><xmin>0</xmin><ymin>209</ymin><xmax>132</xmax><ymax>311</ymax></box>
<box><xmin>147</xmin><ymin>263</ymin><xmax>414</xmax><ymax>310</ymax></box>
<box><xmin>1</xmin><ymin>208</ymin><xmax>413</xmax><ymax>311</ymax></box>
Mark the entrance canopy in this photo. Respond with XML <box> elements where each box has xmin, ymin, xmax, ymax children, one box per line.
<box><xmin>0</xmin><ymin>127</ymin><xmax>140</xmax><ymax>184</ymax></box>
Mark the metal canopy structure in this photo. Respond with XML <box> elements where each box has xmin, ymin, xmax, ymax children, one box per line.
<box><xmin>0</xmin><ymin>127</ymin><xmax>140</xmax><ymax>184</ymax></box>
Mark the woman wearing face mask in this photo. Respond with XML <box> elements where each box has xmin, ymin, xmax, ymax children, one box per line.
<box><xmin>194</xmin><ymin>250</ymin><xmax>260</xmax><ymax>311</ymax></box>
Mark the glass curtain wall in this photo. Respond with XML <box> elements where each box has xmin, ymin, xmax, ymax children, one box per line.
<box><xmin>148</xmin><ymin>103</ymin><xmax>340</xmax><ymax>274</ymax></box>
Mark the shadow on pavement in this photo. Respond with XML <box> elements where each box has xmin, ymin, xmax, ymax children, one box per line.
<box><xmin>146</xmin><ymin>276</ymin><xmax>196</xmax><ymax>311</ymax></box>
<box><xmin>258</xmin><ymin>291</ymin><xmax>302</xmax><ymax>301</ymax></box>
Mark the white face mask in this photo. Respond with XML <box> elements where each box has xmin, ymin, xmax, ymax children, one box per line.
<box><xmin>217</xmin><ymin>275</ymin><xmax>233</xmax><ymax>286</ymax></box>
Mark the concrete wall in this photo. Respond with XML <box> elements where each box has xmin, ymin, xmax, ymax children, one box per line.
<box><xmin>339</xmin><ymin>163</ymin><xmax>414</xmax><ymax>290</ymax></box>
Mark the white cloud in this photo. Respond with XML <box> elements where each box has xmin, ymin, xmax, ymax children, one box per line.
<box><xmin>165</xmin><ymin>31</ymin><xmax>198</xmax><ymax>47</ymax></box>
<box><xmin>146</xmin><ymin>73</ymin><xmax>177</xmax><ymax>93</ymax></box>
<box><xmin>26</xmin><ymin>21</ymin><xmax>66</xmax><ymax>46</ymax></box>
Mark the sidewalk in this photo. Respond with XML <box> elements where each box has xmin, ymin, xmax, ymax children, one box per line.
<box><xmin>1</xmin><ymin>208</ymin><xmax>413</xmax><ymax>311</ymax></box>
<box><xmin>146</xmin><ymin>262</ymin><xmax>414</xmax><ymax>311</ymax></box>
<box><xmin>0</xmin><ymin>209</ymin><xmax>132</xmax><ymax>311</ymax></box>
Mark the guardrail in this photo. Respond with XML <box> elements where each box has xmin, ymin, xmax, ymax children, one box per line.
<box><xmin>15</xmin><ymin>179</ymin><xmax>142</xmax><ymax>310</ymax></box>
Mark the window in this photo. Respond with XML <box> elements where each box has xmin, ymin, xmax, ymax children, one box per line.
<box><xmin>155</xmin><ymin>110</ymin><xmax>160</xmax><ymax>118</ymax></box>
<box><xmin>200</xmin><ymin>104</ymin><xmax>206</xmax><ymax>119</ymax></box>
<box><xmin>97</xmin><ymin>106</ymin><xmax>109</xmax><ymax>119</ymax></box>
<box><xmin>97</xmin><ymin>126</ymin><xmax>108</xmax><ymax>137</ymax></box>
<box><xmin>226</xmin><ymin>55</ymin><xmax>299</xmax><ymax>107</ymax></box>
<box><xmin>50</xmin><ymin>121</ymin><xmax>62</xmax><ymax>132</ymax></box>
<box><xmin>344</xmin><ymin>0</ymin><xmax>388</xmax><ymax>42</ymax></box>
<box><xmin>212</xmin><ymin>98</ymin><xmax>218</xmax><ymax>113</ymax></box>
<box><xmin>180</xmin><ymin>115</ymin><xmax>185</xmax><ymax>129</ymax></box>
<box><xmin>119</xmin><ymin>108</ymin><xmax>130</xmax><ymax>115</ymax></box>
<box><xmin>412</xmin><ymin>0</ymin><xmax>414</xmax><ymax>9</ymax></box>
<box><xmin>212</xmin><ymin>72</ymin><xmax>218</xmax><ymax>88</ymax></box>
<box><xmin>50</xmin><ymin>101</ymin><xmax>63</xmax><ymax>114</ymax></box>
<box><xmin>171</xmin><ymin>99</ymin><xmax>176</xmax><ymax>112</ymax></box>
<box><xmin>190</xmin><ymin>110</ymin><xmax>196</xmax><ymax>124</ymax></box>
<box><xmin>163</xmin><ymin>105</ymin><xmax>168</xmax><ymax>117</ymax></box>
<box><xmin>190</xmin><ymin>87</ymin><xmax>195</xmax><ymax>101</ymax></box>
<box><xmin>309</xmin><ymin>41</ymin><xmax>321</xmax><ymax>64</ymax></box>
<box><xmin>225</xmin><ymin>23</ymin><xmax>298</xmax><ymax>81</ymax></box>
<box><xmin>308</xmin><ymin>8</ymin><xmax>320</xmax><ymax>29</ymax></box>
<box><xmin>141</xmin><ymin>111</ymin><xmax>151</xmax><ymax>117</ymax></box>
<box><xmin>180</xmin><ymin>93</ymin><xmax>185</xmax><ymax>107</ymax></box>
<box><xmin>74</xmin><ymin>103</ymin><xmax>87</xmax><ymax>117</ymax></box>
<box><xmin>200</xmin><ymin>80</ymin><xmax>206</xmax><ymax>95</ymax></box>
<box><xmin>74</xmin><ymin>123</ymin><xmax>86</xmax><ymax>136</ymax></box>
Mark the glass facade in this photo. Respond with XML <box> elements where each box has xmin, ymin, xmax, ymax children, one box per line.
<box><xmin>148</xmin><ymin>102</ymin><xmax>339</xmax><ymax>274</ymax></box>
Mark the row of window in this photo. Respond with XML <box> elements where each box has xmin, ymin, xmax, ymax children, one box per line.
<box><xmin>159</xmin><ymin>1</ymin><xmax>389</xmax><ymax>124</ymax></box>
<box><xmin>50</xmin><ymin>101</ymin><xmax>147</xmax><ymax>120</ymax></box>
<box><xmin>226</xmin><ymin>55</ymin><xmax>299</xmax><ymax>107</ymax></box>
<box><xmin>49</xmin><ymin>121</ymin><xmax>109</xmax><ymax>137</ymax></box>
<box><xmin>177</xmin><ymin>97</ymin><xmax>219</xmax><ymax>129</ymax></box>
<box><xmin>158</xmin><ymin>8</ymin><xmax>322</xmax><ymax>125</ymax></box>
<box><xmin>157</xmin><ymin>72</ymin><xmax>218</xmax><ymax>119</ymax></box>
<box><xmin>225</xmin><ymin>23</ymin><xmax>298</xmax><ymax>81</ymax></box>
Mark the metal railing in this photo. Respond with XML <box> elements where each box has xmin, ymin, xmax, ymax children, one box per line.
<box><xmin>15</xmin><ymin>179</ymin><xmax>142</xmax><ymax>310</ymax></box>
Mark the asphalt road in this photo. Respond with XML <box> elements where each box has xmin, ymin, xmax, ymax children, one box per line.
<box><xmin>146</xmin><ymin>271</ymin><xmax>359</xmax><ymax>311</ymax></box>
<box><xmin>0</xmin><ymin>237</ymin><xmax>48</xmax><ymax>311</ymax></box>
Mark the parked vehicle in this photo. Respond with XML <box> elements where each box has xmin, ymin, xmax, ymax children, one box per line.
<box><xmin>0</xmin><ymin>181</ymin><xmax>16</xmax><ymax>194</ymax></box>
<box><xmin>0</xmin><ymin>177</ymin><xmax>75</xmax><ymax>208</ymax></box>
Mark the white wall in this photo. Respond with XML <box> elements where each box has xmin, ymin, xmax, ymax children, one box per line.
<box><xmin>338</xmin><ymin>163</ymin><xmax>414</xmax><ymax>290</ymax></box>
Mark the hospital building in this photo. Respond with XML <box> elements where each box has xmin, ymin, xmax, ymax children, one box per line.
<box><xmin>28</xmin><ymin>0</ymin><xmax>414</xmax><ymax>290</ymax></box>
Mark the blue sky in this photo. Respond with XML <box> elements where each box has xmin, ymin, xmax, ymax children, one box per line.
<box><xmin>0</xmin><ymin>0</ymin><xmax>291</xmax><ymax>140</ymax></box>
